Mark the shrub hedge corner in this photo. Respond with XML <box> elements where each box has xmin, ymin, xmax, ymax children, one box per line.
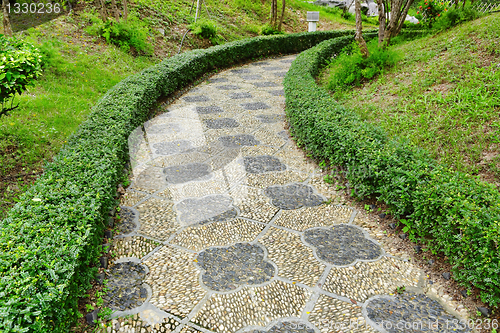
<box><xmin>283</xmin><ymin>33</ymin><xmax>500</xmax><ymax>308</ymax></box>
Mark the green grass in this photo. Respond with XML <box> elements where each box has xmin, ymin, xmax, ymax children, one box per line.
<box><xmin>0</xmin><ymin>23</ymin><xmax>154</xmax><ymax>217</ymax></box>
<box><xmin>334</xmin><ymin>13</ymin><xmax>500</xmax><ymax>182</ymax></box>
<box><xmin>0</xmin><ymin>0</ymin><xmax>355</xmax><ymax>217</ymax></box>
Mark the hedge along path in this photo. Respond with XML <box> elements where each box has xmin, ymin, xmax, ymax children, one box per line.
<box><xmin>0</xmin><ymin>30</ymin><xmax>374</xmax><ymax>333</ymax></box>
<box><xmin>103</xmin><ymin>55</ymin><xmax>471</xmax><ymax>333</ymax></box>
<box><xmin>283</xmin><ymin>35</ymin><xmax>500</xmax><ymax>310</ymax></box>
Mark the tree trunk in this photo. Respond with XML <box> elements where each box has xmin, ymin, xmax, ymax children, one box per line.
<box><xmin>382</xmin><ymin>0</ymin><xmax>414</xmax><ymax>47</ymax></box>
<box><xmin>355</xmin><ymin>0</ymin><xmax>369</xmax><ymax>58</ymax></box>
<box><xmin>98</xmin><ymin>0</ymin><xmax>108</xmax><ymax>21</ymax></box>
<box><xmin>2</xmin><ymin>0</ymin><xmax>13</xmax><ymax>36</ymax></box>
<box><xmin>110</xmin><ymin>0</ymin><xmax>120</xmax><ymax>21</ymax></box>
<box><xmin>273</xmin><ymin>0</ymin><xmax>278</xmax><ymax>28</ymax></box>
<box><xmin>123</xmin><ymin>0</ymin><xmax>128</xmax><ymax>21</ymax></box>
<box><xmin>394</xmin><ymin>0</ymin><xmax>413</xmax><ymax>36</ymax></box>
<box><xmin>278</xmin><ymin>0</ymin><xmax>285</xmax><ymax>31</ymax></box>
<box><xmin>377</xmin><ymin>0</ymin><xmax>385</xmax><ymax>46</ymax></box>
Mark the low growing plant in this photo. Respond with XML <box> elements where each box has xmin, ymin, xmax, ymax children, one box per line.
<box><xmin>0</xmin><ymin>34</ymin><xmax>43</xmax><ymax>116</ymax></box>
<box><xmin>261</xmin><ymin>23</ymin><xmax>284</xmax><ymax>35</ymax></box>
<box><xmin>189</xmin><ymin>19</ymin><xmax>218</xmax><ymax>39</ymax></box>
<box><xmin>84</xmin><ymin>15</ymin><xmax>153</xmax><ymax>55</ymax></box>
<box><xmin>326</xmin><ymin>40</ymin><xmax>401</xmax><ymax>98</ymax></box>
<box><xmin>284</xmin><ymin>31</ymin><xmax>500</xmax><ymax>308</ymax></box>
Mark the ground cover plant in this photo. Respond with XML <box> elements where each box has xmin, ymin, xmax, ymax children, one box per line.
<box><xmin>325</xmin><ymin>39</ymin><xmax>401</xmax><ymax>98</ymax></box>
<box><xmin>336</xmin><ymin>13</ymin><xmax>500</xmax><ymax>181</ymax></box>
<box><xmin>0</xmin><ymin>28</ymin><xmax>358</xmax><ymax>332</ymax></box>
<box><xmin>283</xmin><ymin>18</ymin><xmax>500</xmax><ymax>309</ymax></box>
<box><xmin>0</xmin><ymin>0</ymin><xmax>357</xmax><ymax>218</ymax></box>
<box><xmin>0</xmin><ymin>20</ymin><xmax>155</xmax><ymax>218</ymax></box>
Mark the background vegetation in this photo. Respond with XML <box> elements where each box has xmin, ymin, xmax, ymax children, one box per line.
<box><xmin>0</xmin><ymin>0</ymin><xmax>361</xmax><ymax>218</ymax></box>
<box><xmin>329</xmin><ymin>11</ymin><xmax>500</xmax><ymax>183</ymax></box>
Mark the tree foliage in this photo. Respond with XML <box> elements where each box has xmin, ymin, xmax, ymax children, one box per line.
<box><xmin>0</xmin><ymin>34</ymin><xmax>43</xmax><ymax>116</ymax></box>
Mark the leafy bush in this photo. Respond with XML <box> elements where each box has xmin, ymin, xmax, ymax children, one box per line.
<box><xmin>284</xmin><ymin>31</ymin><xmax>500</xmax><ymax>309</ymax></box>
<box><xmin>0</xmin><ymin>29</ymin><xmax>359</xmax><ymax>332</ymax></box>
<box><xmin>415</xmin><ymin>0</ymin><xmax>448</xmax><ymax>28</ymax></box>
<box><xmin>341</xmin><ymin>11</ymin><xmax>355</xmax><ymax>20</ymax></box>
<box><xmin>433</xmin><ymin>6</ymin><xmax>481</xmax><ymax>30</ymax></box>
<box><xmin>326</xmin><ymin>40</ymin><xmax>401</xmax><ymax>98</ymax></box>
<box><xmin>0</xmin><ymin>35</ymin><xmax>43</xmax><ymax>115</ymax></box>
<box><xmin>261</xmin><ymin>23</ymin><xmax>284</xmax><ymax>35</ymax></box>
<box><xmin>189</xmin><ymin>19</ymin><xmax>218</xmax><ymax>39</ymax></box>
<box><xmin>84</xmin><ymin>15</ymin><xmax>153</xmax><ymax>55</ymax></box>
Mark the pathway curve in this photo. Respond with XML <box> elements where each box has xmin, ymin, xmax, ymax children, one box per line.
<box><xmin>103</xmin><ymin>56</ymin><xmax>471</xmax><ymax>333</ymax></box>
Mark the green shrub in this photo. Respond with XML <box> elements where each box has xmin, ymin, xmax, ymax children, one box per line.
<box><xmin>415</xmin><ymin>0</ymin><xmax>448</xmax><ymax>28</ymax></box>
<box><xmin>261</xmin><ymin>23</ymin><xmax>284</xmax><ymax>35</ymax></box>
<box><xmin>433</xmin><ymin>6</ymin><xmax>481</xmax><ymax>30</ymax></box>
<box><xmin>326</xmin><ymin>40</ymin><xmax>401</xmax><ymax>98</ymax></box>
<box><xmin>0</xmin><ymin>29</ymin><xmax>360</xmax><ymax>332</ymax></box>
<box><xmin>84</xmin><ymin>16</ymin><xmax>153</xmax><ymax>55</ymax></box>
<box><xmin>283</xmin><ymin>31</ymin><xmax>500</xmax><ymax>309</ymax></box>
<box><xmin>341</xmin><ymin>11</ymin><xmax>355</xmax><ymax>20</ymax></box>
<box><xmin>189</xmin><ymin>19</ymin><xmax>218</xmax><ymax>39</ymax></box>
<box><xmin>0</xmin><ymin>35</ymin><xmax>43</xmax><ymax>115</ymax></box>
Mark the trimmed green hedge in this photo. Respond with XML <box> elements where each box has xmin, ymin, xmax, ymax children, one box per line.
<box><xmin>284</xmin><ymin>35</ymin><xmax>500</xmax><ymax>308</ymax></box>
<box><xmin>0</xmin><ymin>29</ymin><xmax>368</xmax><ymax>332</ymax></box>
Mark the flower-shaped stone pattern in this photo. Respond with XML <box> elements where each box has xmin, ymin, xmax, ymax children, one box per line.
<box><xmin>366</xmin><ymin>292</ymin><xmax>472</xmax><ymax>333</ymax></box>
<box><xmin>264</xmin><ymin>184</ymin><xmax>323</xmax><ymax>210</ymax></box>
<box><xmin>304</xmin><ymin>225</ymin><xmax>382</xmax><ymax>266</ymax></box>
<box><xmin>247</xmin><ymin>321</ymin><xmax>316</xmax><ymax>333</ymax></box>
<box><xmin>163</xmin><ymin>163</ymin><xmax>211</xmax><ymax>184</ymax></box>
<box><xmin>174</xmin><ymin>194</ymin><xmax>238</xmax><ymax>226</ymax></box>
<box><xmin>117</xmin><ymin>207</ymin><xmax>137</xmax><ymax>234</ymax></box>
<box><xmin>104</xmin><ymin>261</ymin><xmax>148</xmax><ymax>311</ymax></box>
<box><xmin>243</xmin><ymin>155</ymin><xmax>286</xmax><ymax>174</ymax></box>
<box><xmin>196</xmin><ymin>243</ymin><xmax>275</xmax><ymax>292</ymax></box>
<box><xmin>152</xmin><ymin>140</ymin><xmax>194</xmax><ymax>155</ymax></box>
<box><xmin>219</xmin><ymin>134</ymin><xmax>260</xmax><ymax>148</ymax></box>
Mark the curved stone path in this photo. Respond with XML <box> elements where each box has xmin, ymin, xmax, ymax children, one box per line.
<box><xmin>102</xmin><ymin>56</ymin><xmax>471</xmax><ymax>333</ymax></box>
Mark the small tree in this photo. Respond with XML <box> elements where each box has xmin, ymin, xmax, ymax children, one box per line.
<box><xmin>355</xmin><ymin>0</ymin><xmax>369</xmax><ymax>58</ymax></box>
<box><xmin>378</xmin><ymin>0</ymin><xmax>415</xmax><ymax>47</ymax></box>
<box><xmin>2</xmin><ymin>0</ymin><xmax>13</xmax><ymax>36</ymax></box>
<box><xmin>270</xmin><ymin>0</ymin><xmax>286</xmax><ymax>32</ymax></box>
<box><xmin>277</xmin><ymin>0</ymin><xmax>286</xmax><ymax>32</ymax></box>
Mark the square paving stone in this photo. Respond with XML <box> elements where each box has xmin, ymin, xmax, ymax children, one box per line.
<box><xmin>253</xmin><ymin>82</ymin><xmax>279</xmax><ymax>88</ymax></box>
<box><xmin>196</xmin><ymin>106</ymin><xmax>223</xmax><ymax>114</ymax></box>
<box><xmin>241</xmin><ymin>102</ymin><xmax>271</xmax><ymax>110</ymax></box>
<box><xmin>229</xmin><ymin>92</ymin><xmax>252</xmax><ymax>99</ymax></box>
<box><xmin>183</xmin><ymin>95</ymin><xmax>210</xmax><ymax>102</ymax></box>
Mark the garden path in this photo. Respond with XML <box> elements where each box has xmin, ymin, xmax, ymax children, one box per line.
<box><xmin>101</xmin><ymin>55</ymin><xmax>471</xmax><ymax>333</ymax></box>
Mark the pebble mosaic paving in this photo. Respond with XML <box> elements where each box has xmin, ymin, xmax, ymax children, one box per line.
<box><xmin>101</xmin><ymin>56</ymin><xmax>469</xmax><ymax>333</ymax></box>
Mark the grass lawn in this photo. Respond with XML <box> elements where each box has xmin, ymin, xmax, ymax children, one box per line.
<box><xmin>0</xmin><ymin>0</ymin><xmax>357</xmax><ymax>218</ymax></box>
<box><xmin>326</xmin><ymin>13</ymin><xmax>500</xmax><ymax>185</ymax></box>
<box><xmin>0</xmin><ymin>19</ymin><xmax>155</xmax><ymax>217</ymax></box>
